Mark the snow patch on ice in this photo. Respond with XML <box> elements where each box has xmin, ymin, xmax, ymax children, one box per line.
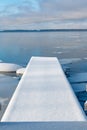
<box><xmin>59</xmin><ymin>58</ymin><xmax>81</xmax><ymax>65</ymax></box>
<box><xmin>53</xmin><ymin>51</ymin><xmax>63</xmax><ymax>54</ymax></box>
<box><xmin>0</xmin><ymin>97</ymin><xmax>8</xmax><ymax>105</ymax></box>
<box><xmin>84</xmin><ymin>57</ymin><xmax>87</xmax><ymax>60</ymax></box>
<box><xmin>54</xmin><ymin>46</ymin><xmax>61</xmax><ymax>49</ymax></box>
<box><xmin>0</xmin><ymin>63</ymin><xmax>21</xmax><ymax>73</ymax></box>
<box><xmin>16</xmin><ymin>68</ymin><xmax>26</xmax><ymax>76</ymax></box>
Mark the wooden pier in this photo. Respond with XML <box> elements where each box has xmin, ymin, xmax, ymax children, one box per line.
<box><xmin>1</xmin><ymin>57</ymin><xmax>86</xmax><ymax>121</ymax></box>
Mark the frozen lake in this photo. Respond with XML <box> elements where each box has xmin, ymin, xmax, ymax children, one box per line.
<box><xmin>0</xmin><ymin>31</ymin><xmax>87</xmax><ymax>118</ymax></box>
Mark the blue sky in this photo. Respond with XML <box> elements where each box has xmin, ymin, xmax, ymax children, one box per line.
<box><xmin>0</xmin><ymin>0</ymin><xmax>87</xmax><ymax>29</ymax></box>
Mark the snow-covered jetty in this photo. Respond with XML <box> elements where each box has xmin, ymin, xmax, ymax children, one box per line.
<box><xmin>1</xmin><ymin>57</ymin><xmax>86</xmax><ymax>121</ymax></box>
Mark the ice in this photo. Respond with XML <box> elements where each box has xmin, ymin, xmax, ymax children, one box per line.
<box><xmin>1</xmin><ymin>57</ymin><xmax>86</xmax><ymax>121</ymax></box>
<box><xmin>59</xmin><ymin>58</ymin><xmax>81</xmax><ymax>65</ymax></box>
<box><xmin>72</xmin><ymin>83</ymin><xmax>86</xmax><ymax>92</ymax></box>
<box><xmin>69</xmin><ymin>73</ymin><xmax>87</xmax><ymax>83</ymax></box>
<box><xmin>0</xmin><ymin>63</ymin><xmax>21</xmax><ymax>73</ymax></box>
<box><xmin>16</xmin><ymin>68</ymin><xmax>26</xmax><ymax>76</ymax></box>
<box><xmin>53</xmin><ymin>51</ymin><xmax>63</xmax><ymax>54</ymax></box>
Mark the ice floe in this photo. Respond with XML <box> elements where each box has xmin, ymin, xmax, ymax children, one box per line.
<box><xmin>54</xmin><ymin>46</ymin><xmax>61</xmax><ymax>49</ymax></box>
<box><xmin>59</xmin><ymin>58</ymin><xmax>81</xmax><ymax>65</ymax></box>
<box><xmin>0</xmin><ymin>63</ymin><xmax>21</xmax><ymax>73</ymax></box>
<box><xmin>84</xmin><ymin>58</ymin><xmax>87</xmax><ymax>60</ymax></box>
<box><xmin>68</xmin><ymin>72</ymin><xmax>87</xmax><ymax>83</ymax></box>
<box><xmin>72</xmin><ymin>83</ymin><xmax>86</xmax><ymax>92</ymax></box>
<box><xmin>16</xmin><ymin>68</ymin><xmax>26</xmax><ymax>76</ymax></box>
<box><xmin>53</xmin><ymin>51</ymin><xmax>63</xmax><ymax>54</ymax></box>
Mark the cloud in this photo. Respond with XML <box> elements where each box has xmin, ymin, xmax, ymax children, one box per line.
<box><xmin>0</xmin><ymin>0</ymin><xmax>87</xmax><ymax>29</ymax></box>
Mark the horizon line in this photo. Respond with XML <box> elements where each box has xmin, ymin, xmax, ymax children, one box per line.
<box><xmin>1</xmin><ymin>29</ymin><xmax>87</xmax><ymax>32</ymax></box>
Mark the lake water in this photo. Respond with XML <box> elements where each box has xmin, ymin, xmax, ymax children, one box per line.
<box><xmin>0</xmin><ymin>31</ymin><xmax>87</xmax><ymax>118</ymax></box>
<box><xmin>1</xmin><ymin>31</ymin><xmax>87</xmax><ymax>65</ymax></box>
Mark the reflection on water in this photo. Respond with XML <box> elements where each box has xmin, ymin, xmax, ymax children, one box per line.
<box><xmin>0</xmin><ymin>74</ymin><xmax>19</xmax><ymax>119</ymax></box>
<box><xmin>0</xmin><ymin>31</ymin><xmax>87</xmax><ymax>65</ymax></box>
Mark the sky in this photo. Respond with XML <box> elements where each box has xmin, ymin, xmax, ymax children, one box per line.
<box><xmin>0</xmin><ymin>0</ymin><xmax>87</xmax><ymax>29</ymax></box>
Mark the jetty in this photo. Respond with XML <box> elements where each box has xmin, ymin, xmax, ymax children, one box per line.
<box><xmin>1</xmin><ymin>57</ymin><xmax>86</xmax><ymax>121</ymax></box>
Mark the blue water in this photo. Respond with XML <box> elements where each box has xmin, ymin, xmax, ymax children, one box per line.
<box><xmin>0</xmin><ymin>31</ymin><xmax>87</xmax><ymax>66</ymax></box>
<box><xmin>0</xmin><ymin>31</ymin><xmax>87</xmax><ymax>118</ymax></box>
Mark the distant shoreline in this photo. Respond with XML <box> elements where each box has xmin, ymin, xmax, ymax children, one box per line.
<box><xmin>0</xmin><ymin>29</ymin><xmax>87</xmax><ymax>33</ymax></box>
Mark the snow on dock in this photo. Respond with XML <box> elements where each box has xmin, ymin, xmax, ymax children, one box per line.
<box><xmin>1</xmin><ymin>57</ymin><xmax>86</xmax><ymax>121</ymax></box>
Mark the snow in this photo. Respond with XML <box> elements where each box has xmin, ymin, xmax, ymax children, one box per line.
<box><xmin>84</xmin><ymin>101</ymin><xmax>87</xmax><ymax>111</ymax></box>
<box><xmin>53</xmin><ymin>51</ymin><xmax>63</xmax><ymax>54</ymax></box>
<box><xmin>85</xmin><ymin>101</ymin><xmax>87</xmax><ymax>104</ymax></box>
<box><xmin>1</xmin><ymin>57</ymin><xmax>86</xmax><ymax>121</ymax></box>
<box><xmin>0</xmin><ymin>63</ymin><xmax>21</xmax><ymax>73</ymax></box>
<box><xmin>16</xmin><ymin>68</ymin><xmax>26</xmax><ymax>76</ymax></box>
<box><xmin>84</xmin><ymin>57</ymin><xmax>87</xmax><ymax>60</ymax></box>
<box><xmin>59</xmin><ymin>58</ymin><xmax>81</xmax><ymax>65</ymax></box>
<box><xmin>68</xmin><ymin>72</ymin><xmax>87</xmax><ymax>83</ymax></box>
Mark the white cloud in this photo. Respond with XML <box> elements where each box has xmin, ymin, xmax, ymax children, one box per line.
<box><xmin>0</xmin><ymin>0</ymin><xmax>87</xmax><ymax>29</ymax></box>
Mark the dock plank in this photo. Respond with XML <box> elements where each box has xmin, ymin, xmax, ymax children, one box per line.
<box><xmin>1</xmin><ymin>57</ymin><xmax>86</xmax><ymax>121</ymax></box>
